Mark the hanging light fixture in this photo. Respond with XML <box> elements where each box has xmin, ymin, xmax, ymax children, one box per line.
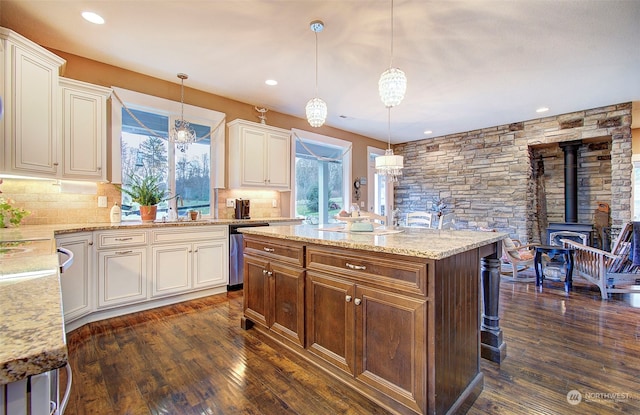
<box><xmin>169</xmin><ymin>73</ymin><xmax>196</xmax><ymax>152</ymax></box>
<box><xmin>379</xmin><ymin>0</ymin><xmax>407</xmax><ymax>108</ymax></box>
<box><xmin>306</xmin><ymin>20</ymin><xmax>327</xmax><ymax>127</ymax></box>
<box><xmin>375</xmin><ymin>107</ymin><xmax>404</xmax><ymax>182</ymax></box>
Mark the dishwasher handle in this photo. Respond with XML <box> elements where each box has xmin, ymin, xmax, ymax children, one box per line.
<box><xmin>57</xmin><ymin>247</ymin><xmax>74</xmax><ymax>273</ymax></box>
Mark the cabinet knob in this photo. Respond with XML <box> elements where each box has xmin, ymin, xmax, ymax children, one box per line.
<box><xmin>88</xmin><ymin>241</ymin><xmax>94</xmax><ymax>246</ymax></box>
<box><xmin>345</xmin><ymin>262</ymin><xmax>366</xmax><ymax>271</ymax></box>
<box><xmin>354</xmin><ymin>298</ymin><xmax>362</xmax><ymax>306</ymax></box>
<box><xmin>53</xmin><ymin>162</ymin><xmax>59</xmax><ymax>166</ymax></box>
<box><xmin>345</xmin><ymin>295</ymin><xmax>352</xmax><ymax>302</ymax></box>
<box><xmin>263</xmin><ymin>269</ymin><xmax>268</xmax><ymax>275</ymax></box>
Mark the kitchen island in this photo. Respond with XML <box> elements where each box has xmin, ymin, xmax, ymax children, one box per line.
<box><xmin>239</xmin><ymin>224</ymin><xmax>507</xmax><ymax>415</ymax></box>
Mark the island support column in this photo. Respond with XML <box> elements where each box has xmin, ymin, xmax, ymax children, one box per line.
<box><xmin>481</xmin><ymin>256</ymin><xmax>507</xmax><ymax>363</ymax></box>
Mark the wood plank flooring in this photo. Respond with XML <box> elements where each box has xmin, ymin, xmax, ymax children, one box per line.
<box><xmin>63</xmin><ymin>271</ymin><xmax>640</xmax><ymax>415</ymax></box>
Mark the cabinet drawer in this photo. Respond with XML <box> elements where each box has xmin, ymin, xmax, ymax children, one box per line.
<box><xmin>306</xmin><ymin>245</ymin><xmax>428</xmax><ymax>296</ymax></box>
<box><xmin>151</xmin><ymin>226</ymin><xmax>227</xmax><ymax>244</ymax></box>
<box><xmin>96</xmin><ymin>230</ymin><xmax>147</xmax><ymax>249</ymax></box>
<box><xmin>244</xmin><ymin>235</ymin><xmax>304</xmax><ymax>266</ymax></box>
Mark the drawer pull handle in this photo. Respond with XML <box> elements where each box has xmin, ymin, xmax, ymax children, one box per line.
<box><xmin>115</xmin><ymin>250</ymin><xmax>132</xmax><ymax>255</ymax></box>
<box><xmin>346</xmin><ymin>262</ymin><xmax>366</xmax><ymax>271</ymax></box>
<box><xmin>354</xmin><ymin>298</ymin><xmax>362</xmax><ymax>306</ymax></box>
<box><xmin>263</xmin><ymin>247</ymin><xmax>275</xmax><ymax>252</ymax></box>
<box><xmin>115</xmin><ymin>237</ymin><xmax>133</xmax><ymax>241</ymax></box>
<box><xmin>345</xmin><ymin>295</ymin><xmax>352</xmax><ymax>302</ymax></box>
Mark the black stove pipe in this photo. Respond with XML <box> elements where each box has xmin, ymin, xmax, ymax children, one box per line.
<box><xmin>560</xmin><ymin>141</ymin><xmax>581</xmax><ymax>224</ymax></box>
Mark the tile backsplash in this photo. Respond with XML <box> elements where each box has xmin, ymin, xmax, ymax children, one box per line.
<box><xmin>1</xmin><ymin>178</ymin><xmax>285</xmax><ymax>225</ymax></box>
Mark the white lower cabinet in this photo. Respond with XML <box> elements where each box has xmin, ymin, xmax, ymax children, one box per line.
<box><xmin>56</xmin><ymin>232</ymin><xmax>93</xmax><ymax>322</ymax></box>
<box><xmin>97</xmin><ymin>247</ymin><xmax>147</xmax><ymax>308</ymax></box>
<box><xmin>151</xmin><ymin>226</ymin><xmax>229</xmax><ymax>298</ymax></box>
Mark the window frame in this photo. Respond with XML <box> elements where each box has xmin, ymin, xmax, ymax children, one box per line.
<box><xmin>290</xmin><ymin>128</ymin><xmax>352</xmax><ymax>223</ymax></box>
<box><xmin>110</xmin><ymin>87</ymin><xmax>226</xmax><ymax>219</ymax></box>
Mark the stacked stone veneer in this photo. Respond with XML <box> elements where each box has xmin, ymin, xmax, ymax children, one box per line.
<box><xmin>393</xmin><ymin>102</ymin><xmax>632</xmax><ymax>242</ymax></box>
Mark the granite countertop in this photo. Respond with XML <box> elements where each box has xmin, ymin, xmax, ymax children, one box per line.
<box><xmin>0</xmin><ymin>240</ymin><xmax>68</xmax><ymax>385</ymax></box>
<box><xmin>240</xmin><ymin>224</ymin><xmax>507</xmax><ymax>260</ymax></box>
<box><xmin>0</xmin><ymin>217</ymin><xmax>299</xmax><ymax>385</ymax></box>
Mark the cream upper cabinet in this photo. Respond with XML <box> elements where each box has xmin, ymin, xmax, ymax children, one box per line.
<box><xmin>0</xmin><ymin>27</ymin><xmax>65</xmax><ymax>177</ymax></box>
<box><xmin>60</xmin><ymin>77</ymin><xmax>111</xmax><ymax>181</ymax></box>
<box><xmin>228</xmin><ymin>119</ymin><xmax>291</xmax><ymax>190</ymax></box>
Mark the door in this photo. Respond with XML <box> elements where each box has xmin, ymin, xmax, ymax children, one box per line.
<box><xmin>57</xmin><ymin>233</ymin><xmax>93</xmax><ymax>321</ymax></box>
<box><xmin>266</xmin><ymin>131</ymin><xmax>291</xmax><ymax>188</ymax></box>
<box><xmin>242</xmin><ymin>127</ymin><xmax>267</xmax><ymax>186</ymax></box>
<box><xmin>269</xmin><ymin>261</ymin><xmax>305</xmax><ymax>347</ymax></box>
<box><xmin>151</xmin><ymin>244</ymin><xmax>190</xmax><ymax>297</ymax></box>
<box><xmin>97</xmin><ymin>248</ymin><xmax>147</xmax><ymax>308</ymax></box>
<box><xmin>243</xmin><ymin>254</ymin><xmax>270</xmax><ymax>328</ymax></box>
<box><xmin>354</xmin><ymin>286</ymin><xmax>427</xmax><ymax>413</ymax></box>
<box><xmin>193</xmin><ymin>240</ymin><xmax>228</xmax><ymax>288</ymax></box>
<box><xmin>305</xmin><ymin>271</ymin><xmax>355</xmax><ymax>375</ymax></box>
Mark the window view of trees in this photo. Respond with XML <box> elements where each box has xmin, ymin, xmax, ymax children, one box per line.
<box><xmin>295</xmin><ymin>157</ymin><xmax>343</xmax><ymax>222</ymax></box>
<box><xmin>120</xmin><ymin>107</ymin><xmax>212</xmax><ymax>220</ymax></box>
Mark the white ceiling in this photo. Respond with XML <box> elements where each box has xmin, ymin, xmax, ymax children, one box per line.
<box><xmin>2</xmin><ymin>0</ymin><xmax>639</xmax><ymax>144</ymax></box>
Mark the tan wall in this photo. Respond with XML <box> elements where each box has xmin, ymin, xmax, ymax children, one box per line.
<box><xmin>0</xmin><ymin>21</ymin><xmax>389</xmax><ymax>224</ymax></box>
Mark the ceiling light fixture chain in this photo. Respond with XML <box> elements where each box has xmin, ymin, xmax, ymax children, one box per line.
<box><xmin>375</xmin><ymin>0</ymin><xmax>404</xmax><ymax>182</ymax></box>
<box><xmin>169</xmin><ymin>73</ymin><xmax>197</xmax><ymax>152</ymax></box>
<box><xmin>305</xmin><ymin>20</ymin><xmax>328</xmax><ymax>128</ymax></box>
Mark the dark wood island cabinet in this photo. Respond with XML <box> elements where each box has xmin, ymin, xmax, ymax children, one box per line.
<box><xmin>240</xmin><ymin>225</ymin><xmax>506</xmax><ymax>415</ymax></box>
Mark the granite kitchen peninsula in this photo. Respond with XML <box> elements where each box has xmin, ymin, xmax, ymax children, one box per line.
<box><xmin>240</xmin><ymin>224</ymin><xmax>507</xmax><ymax>415</ymax></box>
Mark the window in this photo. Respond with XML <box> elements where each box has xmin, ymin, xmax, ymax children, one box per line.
<box><xmin>112</xmin><ymin>88</ymin><xmax>225</xmax><ymax>221</ymax></box>
<box><xmin>292</xmin><ymin>129</ymin><xmax>351</xmax><ymax>224</ymax></box>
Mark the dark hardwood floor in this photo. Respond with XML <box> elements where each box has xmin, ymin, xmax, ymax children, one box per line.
<box><xmin>63</xmin><ymin>270</ymin><xmax>640</xmax><ymax>415</ymax></box>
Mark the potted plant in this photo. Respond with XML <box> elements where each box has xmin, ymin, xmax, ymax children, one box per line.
<box><xmin>118</xmin><ymin>174</ymin><xmax>167</xmax><ymax>222</ymax></box>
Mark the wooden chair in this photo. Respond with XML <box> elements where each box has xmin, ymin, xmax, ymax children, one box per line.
<box><xmin>406</xmin><ymin>211</ymin><xmax>433</xmax><ymax>228</ymax></box>
<box><xmin>437</xmin><ymin>213</ymin><xmax>455</xmax><ymax>230</ymax></box>
<box><xmin>562</xmin><ymin>222</ymin><xmax>640</xmax><ymax>299</ymax></box>
<box><xmin>500</xmin><ymin>237</ymin><xmax>538</xmax><ymax>282</ymax></box>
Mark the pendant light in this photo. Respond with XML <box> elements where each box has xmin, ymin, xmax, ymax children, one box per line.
<box><xmin>306</xmin><ymin>20</ymin><xmax>327</xmax><ymax>127</ymax></box>
<box><xmin>379</xmin><ymin>0</ymin><xmax>407</xmax><ymax>107</ymax></box>
<box><xmin>375</xmin><ymin>107</ymin><xmax>404</xmax><ymax>182</ymax></box>
<box><xmin>169</xmin><ymin>73</ymin><xmax>196</xmax><ymax>152</ymax></box>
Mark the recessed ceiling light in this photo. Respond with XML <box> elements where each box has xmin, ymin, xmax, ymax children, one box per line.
<box><xmin>265</xmin><ymin>79</ymin><xmax>278</xmax><ymax>86</ymax></box>
<box><xmin>424</xmin><ymin>130</ymin><xmax>433</xmax><ymax>135</ymax></box>
<box><xmin>82</xmin><ymin>11</ymin><xmax>105</xmax><ymax>24</ymax></box>
<box><xmin>536</xmin><ymin>107</ymin><xmax>549</xmax><ymax>113</ymax></box>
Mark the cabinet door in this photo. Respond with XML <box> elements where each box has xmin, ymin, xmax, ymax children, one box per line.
<box><xmin>56</xmin><ymin>233</ymin><xmax>93</xmax><ymax>322</ymax></box>
<box><xmin>306</xmin><ymin>271</ymin><xmax>355</xmax><ymax>375</ymax></box>
<box><xmin>97</xmin><ymin>248</ymin><xmax>147</xmax><ymax>308</ymax></box>
<box><xmin>354</xmin><ymin>286</ymin><xmax>427</xmax><ymax>414</ymax></box>
<box><xmin>151</xmin><ymin>244</ymin><xmax>191</xmax><ymax>297</ymax></box>
<box><xmin>193</xmin><ymin>240</ymin><xmax>228</xmax><ymax>289</ymax></box>
<box><xmin>269</xmin><ymin>262</ymin><xmax>305</xmax><ymax>347</ymax></box>
<box><xmin>60</xmin><ymin>79</ymin><xmax>109</xmax><ymax>180</ymax></box>
<box><xmin>243</xmin><ymin>254</ymin><xmax>270</xmax><ymax>328</ymax></box>
<box><xmin>241</xmin><ymin>128</ymin><xmax>267</xmax><ymax>186</ymax></box>
<box><xmin>9</xmin><ymin>46</ymin><xmax>60</xmax><ymax>176</ymax></box>
<box><xmin>265</xmin><ymin>131</ymin><xmax>290</xmax><ymax>189</ymax></box>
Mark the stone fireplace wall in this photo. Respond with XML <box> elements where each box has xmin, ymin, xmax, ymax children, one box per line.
<box><xmin>393</xmin><ymin>102</ymin><xmax>632</xmax><ymax>242</ymax></box>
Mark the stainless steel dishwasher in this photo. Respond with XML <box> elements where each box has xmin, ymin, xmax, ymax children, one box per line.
<box><xmin>229</xmin><ymin>222</ymin><xmax>269</xmax><ymax>291</ymax></box>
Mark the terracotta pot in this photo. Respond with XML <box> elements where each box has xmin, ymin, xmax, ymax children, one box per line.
<box><xmin>140</xmin><ymin>205</ymin><xmax>157</xmax><ymax>223</ymax></box>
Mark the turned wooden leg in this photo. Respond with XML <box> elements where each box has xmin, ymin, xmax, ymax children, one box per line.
<box><xmin>481</xmin><ymin>256</ymin><xmax>507</xmax><ymax>363</ymax></box>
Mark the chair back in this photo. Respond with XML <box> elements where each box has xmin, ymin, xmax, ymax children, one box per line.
<box><xmin>362</xmin><ymin>212</ymin><xmax>386</xmax><ymax>225</ymax></box>
<box><xmin>406</xmin><ymin>211</ymin><xmax>433</xmax><ymax>228</ymax></box>
<box><xmin>437</xmin><ymin>213</ymin><xmax>455</xmax><ymax>230</ymax></box>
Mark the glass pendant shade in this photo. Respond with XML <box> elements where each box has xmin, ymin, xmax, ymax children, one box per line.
<box><xmin>375</xmin><ymin>148</ymin><xmax>404</xmax><ymax>182</ymax></box>
<box><xmin>306</xmin><ymin>97</ymin><xmax>327</xmax><ymax>128</ymax></box>
<box><xmin>170</xmin><ymin>119</ymin><xmax>196</xmax><ymax>153</ymax></box>
<box><xmin>168</xmin><ymin>73</ymin><xmax>196</xmax><ymax>152</ymax></box>
<box><xmin>379</xmin><ymin>67</ymin><xmax>407</xmax><ymax>108</ymax></box>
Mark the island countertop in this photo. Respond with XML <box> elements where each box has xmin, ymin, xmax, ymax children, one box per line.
<box><xmin>240</xmin><ymin>224</ymin><xmax>507</xmax><ymax>260</ymax></box>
